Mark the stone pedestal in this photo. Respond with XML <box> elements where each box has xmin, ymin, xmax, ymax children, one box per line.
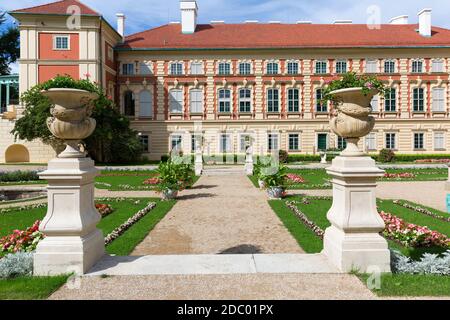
<box><xmin>195</xmin><ymin>150</ymin><xmax>203</xmax><ymax>176</ymax></box>
<box><xmin>322</xmin><ymin>156</ymin><xmax>391</xmax><ymax>273</ymax></box>
<box><xmin>244</xmin><ymin>146</ymin><xmax>254</xmax><ymax>175</ymax></box>
<box><xmin>33</xmin><ymin>157</ymin><xmax>105</xmax><ymax>276</ymax></box>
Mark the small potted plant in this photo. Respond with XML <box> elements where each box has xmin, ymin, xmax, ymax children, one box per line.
<box><xmin>260</xmin><ymin>165</ymin><xmax>287</xmax><ymax>199</ymax></box>
<box><xmin>253</xmin><ymin>156</ymin><xmax>272</xmax><ymax>189</ymax></box>
<box><xmin>322</xmin><ymin>72</ymin><xmax>386</xmax><ymax>156</ymax></box>
<box><xmin>156</xmin><ymin>160</ymin><xmax>183</xmax><ymax>200</ymax></box>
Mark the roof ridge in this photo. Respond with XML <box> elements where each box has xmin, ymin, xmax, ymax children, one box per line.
<box><xmin>11</xmin><ymin>0</ymin><xmax>66</xmax><ymax>13</ymax></box>
<box><xmin>11</xmin><ymin>0</ymin><xmax>100</xmax><ymax>15</ymax></box>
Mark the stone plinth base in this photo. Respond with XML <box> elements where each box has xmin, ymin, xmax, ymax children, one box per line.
<box><xmin>323</xmin><ymin>156</ymin><xmax>391</xmax><ymax>273</ymax></box>
<box><xmin>34</xmin><ymin>157</ymin><xmax>105</xmax><ymax>275</ymax></box>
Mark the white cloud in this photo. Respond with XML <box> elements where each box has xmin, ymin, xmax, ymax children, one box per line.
<box><xmin>3</xmin><ymin>0</ymin><xmax>450</xmax><ymax>35</ymax></box>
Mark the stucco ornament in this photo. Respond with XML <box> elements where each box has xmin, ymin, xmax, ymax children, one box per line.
<box><xmin>329</xmin><ymin>87</ymin><xmax>377</xmax><ymax>156</ymax></box>
<box><xmin>43</xmin><ymin>88</ymin><xmax>98</xmax><ymax>158</ymax></box>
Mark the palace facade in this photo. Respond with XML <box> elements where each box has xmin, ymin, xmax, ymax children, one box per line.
<box><xmin>3</xmin><ymin>0</ymin><xmax>450</xmax><ymax>162</ymax></box>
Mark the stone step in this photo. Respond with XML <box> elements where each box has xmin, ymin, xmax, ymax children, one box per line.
<box><xmin>87</xmin><ymin>253</ymin><xmax>340</xmax><ymax>276</ymax></box>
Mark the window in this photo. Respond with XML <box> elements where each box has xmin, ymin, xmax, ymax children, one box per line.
<box><xmin>371</xmin><ymin>95</ymin><xmax>379</xmax><ymax>112</ymax></box>
<box><xmin>412</xmin><ymin>60</ymin><xmax>423</xmax><ymax>73</ymax></box>
<box><xmin>434</xmin><ymin>132</ymin><xmax>445</xmax><ymax>150</ymax></box>
<box><xmin>268</xmin><ymin>134</ymin><xmax>279</xmax><ymax>151</ymax></box>
<box><xmin>384</xmin><ymin>88</ymin><xmax>396</xmax><ymax>112</ymax></box>
<box><xmin>170</xmin><ymin>63</ymin><xmax>183</xmax><ymax>75</ymax></box>
<box><xmin>218</xmin><ymin>89</ymin><xmax>231</xmax><ymax>113</ymax></box>
<box><xmin>190</xmin><ymin>62</ymin><xmax>203</xmax><ymax>75</ymax></box>
<box><xmin>287</xmin><ymin>88</ymin><xmax>300</xmax><ymax>113</ymax></box>
<box><xmin>267</xmin><ymin>62</ymin><xmax>279</xmax><ymax>75</ymax></box>
<box><xmin>107</xmin><ymin>46</ymin><xmax>114</xmax><ymax>61</ymax></box>
<box><xmin>191</xmin><ymin>135</ymin><xmax>201</xmax><ymax>153</ymax></box>
<box><xmin>169</xmin><ymin>89</ymin><xmax>183</xmax><ymax>113</ymax></box>
<box><xmin>53</xmin><ymin>35</ymin><xmax>69</xmax><ymax>50</ymax></box>
<box><xmin>432</xmin><ymin>88</ymin><xmax>445</xmax><ymax>112</ymax></box>
<box><xmin>171</xmin><ymin>135</ymin><xmax>182</xmax><ymax>151</ymax></box>
<box><xmin>317</xmin><ymin>133</ymin><xmax>328</xmax><ymax>151</ymax></box>
<box><xmin>288</xmin><ymin>134</ymin><xmax>300</xmax><ymax>151</ymax></box>
<box><xmin>413</xmin><ymin>88</ymin><xmax>425</xmax><ymax>112</ymax></box>
<box><xmin>239</xmin><ymin>63</ymin><xmax>251</xmax><ymax>75</ymax></box>
<box><xmin>240</xmin><ymin>134</ymin><xmax>251</xmax><ymax>152</ymax></box>
<box><xmin>315</xmin><ymin>61</ymin><xmax>327</xmax><ymax>74</ymax></box>
<box><xmin>366</xmin><ymin>133</ymin><xmax>377</xmax><ymax>151</ymax></box>
<box><xmin>218</xmin><ymin>62</ymin><xmax>231</xmax><ymax>75</ymax></box>
<box><xmin>239</xmin><ymin>89</ymin><xmax>252</xmax><ymax>113</ymax></box>
<box><xmin>190</xmin><ymin>89</ymin><xmax>203</xmax><ymax>113</ymax></box>
<box><xmin>432</xmin><ymin>60</ymin><xmax>444</xmax><ymax>73</ymax></box>
<box><xmin>316</xmin><ymin>89</ymin><xmax>327</xmax><ymax>112</ymax></box>
<box><xmin>386</xmin><ymin>133</ymin><xmax>396</xmax><ymax>150</ymax></box>
<box><xmin>337</xmin><ymin>136</ymin><xmax>347</xmax><ymax>150</ymax></box>
<box><xmin>140</xmin><ymin>63</ymin><xmax>152</xmax><ymax>75</ymax></box>
<box><xmin>139</xmin><ymin>90</ymin><xmax>152</xmax><ymax>117</ymax></box>
<box><xmin>384</xmin><ymin>60</ymin><xmax>395</xmax><ymax>73</ymax></box>
<box><xmin>220</xmin><ymin>134</ymin><xmax>232</xmax><ymax>153</ymax></box>
<box><xmin>123</xmin><ymin>91</ymin><xmax>135</xmax><ymax>116</ymax></box>
<box><xmin>366</xmin><ymin>59</ymin><xmax>378</xmax><ymax>73</ymax></box>
<box><xmin>336</xmin><ymin>60</ymin><xmax>347</xmax><ymax>74</ymax></box>
<box><xmin>267</xmin><ymin>88</ymin><xmax>279</xmax><ymax>113</ymax></box>
<box><xmin>287</xmin><ymin>61</ymin><xmax>299</xmax><ymax>75</ymax></box>
<box><xmin>122</xmin><ymin>63</ymin><xmax>134</xmax><ymax>75</ymax></box>
<box><xmin>414</xmin><ymin>133</ymin><xmax>424</xmax><ymax>150</ymax></box>
<box><xmin>139</xmin><ymin>135</ymin><xmax>149</xmax><ymax>152</ymax></box>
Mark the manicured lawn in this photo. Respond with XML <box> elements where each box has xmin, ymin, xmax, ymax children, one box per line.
<box><xmin>0</xmin><ymin>205</ymin><xmax>47</xmax><ymax>237</ymax></box>
<box><xmin>381</xmin><ymin>168</ymin><xmax>447</xmax><ymax>181</ymax></box>
<box><xmin>358</xmin><ymin>273</ymin><xmax>450</xmax><ymax>297</ymax></box>
<box><xmin>0</xmin><ymin>275</ymin><xmax>70</xmax><ymax>300</ymax></box>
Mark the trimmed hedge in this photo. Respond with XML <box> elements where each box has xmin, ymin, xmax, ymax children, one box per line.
<box><xmin>0</xmin><ymin>171</ymin><xmax>40</xmax><ymax>182</ymax></box>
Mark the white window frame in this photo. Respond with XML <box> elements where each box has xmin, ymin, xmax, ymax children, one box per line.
<box><xmin>288</xmin><ymin>133</ymin><xmax>300</xmax><ymax>151</ymax></box>
<box><xmin>190</xmin><ymin>89</ymin><xmax>203</xmax><ymax>113</ymax></box>
<box><xmin>218</xmin><ymin>62</ymin><xmax>231</xmax><ymax>75</ymax></box>
<box><xmin>432</xmin><ymin>87</ymin><xmax>445</xmax><ymax>112</ymax></box>
<box><xmin>316</xmin><ymin>88</ymin><xmax>327</xmax><ymax>113</ymax></box>
<box><xmin>170</xmin><ymin>135</ymin><xmax>183</xmax><ymax>152</ymax></box>
<box><xmin>335</xmin><ymin>60</ymin><xmax>347</xmax><ymax>74</ymax></box>
<box><xmin>411</xmin><ymin>59</ymin><xmax>424</xmax><ymax>73</ymax></box>
<box><xmin>139</xmin><ymin>62</ymin><xmax>152</xmax><ymax>75</ymax></box>
<box><xmin>365</xmin><ymin>133</ymin><xmax>377</xmax><ymax>151</ymax></box>
<box><xmin>434</xmin><ymin>132</ymin><xmax>445</xmax><ymax>150</ymax></box>
<box><xmin>190</xmin><ymin>61</ymin><xmax>203</xmax><ymax>75</ymax></box>
<box><xmin>219</xmin><ymin>134</ymin><xmax>232</xmax><ymax>153</ymax></box>
<box><xmin>432</xmin><ymin>59</ymin><xmax>445</xmax><ymax>73</ymax></box>
<box><xmin>384</xmin><ymin>88</ymin><xmax>397</xmax><ymax>112</ymax></box>
<box><xmin>53</xmin><ymin>35</ymin><xmax>70</xmax><ymax>50</ymax></box>
<box><xmin>366</xmin><ymin>59</ymin><xmax>378</xmax><ymax>73</ymax></box>
<box><xmin>287</xmin><ymin>61</ymin><xmax>299</xmax><ymax>75</ymax></box>
<box><xmin>266</xmin><ymin>62</ymin><xmax>279</xmax><ymax>75</ymax></box>
<box><xmin>139</xmin><ymin>135</ymin><xmax>149</xmax><ymax>153</ymax></box>
<box><xmin>169</xmin><ymin>89</ymin><xmax>183</xmax><ymax>114</ymax></box>
<box><xmin>315</xmin><ymin>60</ymin><xmax>327</xmax><ymax>74</ymax></box>
<box><xmin>239</xmin><ymin>133</ymin><xmax>252</xmax><ymax>153</ymax></box>
<box><xmin>218</xmin><ymin>89</ymin><xmax>231</xmax><ymax>113</ymax></box>
<box><xmin>267</xmin><ymin>133</ymin><xmax>279</xmax><ymax>151</ymax></box>
<box><xmin>239</xmin><ymin>62</ymin><xmax>252</xmax><ymax>75</ymax></box>
<box><xmin>385</xmin><ymin>133</ymin><xmax>396</xmax><ymax>150</ymax></box>
<box><xmin>413</xmin><ymin>132</ymin><xmax>425</xmax><ymax>150</ymax></box>
<box><xmin>267</xmin><ymin>88</ymin><xmax>280</xmax><ymax>113</ymax></box>
<box><xmin>122</xmin><ymin>63</ymin><xmax>135</xmax><ymax>75</ymax></box>
<box><xmin>384</xmin><ymin>60</ymin><xmax>396</xmax><ymax>73</ymax></box>
<box><xmin>139</xmin><ymin>90</ymin><xmax>153</xmax><ymax>118</ymax></box>
<box><xmin>287</xmin><ymin>88</ymin><xmax>300</xmax><ymax>113</ymax></box>
<box><xmin>170</xmin><ymin>62</ymin><xmax>184</xmax><ymax>75</ymax></box>
<box><xmin>239</xmin><ymin>88</ymin><xmax>252</xmax><ymax>113</ymax></box>
<box><xmin>412</xmin><ymin>87</ymin><xmax>425</xmax><ymax>112</ymax></box>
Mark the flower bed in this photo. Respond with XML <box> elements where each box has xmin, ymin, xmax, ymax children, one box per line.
<box><xmin>286</xmin><ymin>173</ymin><xmax>305</xmax><ymax>184</ymax></box>
<box><xmin>415</xmin><ymin>159</ymin><xmax>450</xmax><ymax>164</ymax></box>
<box><xmin>142</xmin><ymin>177</ymin><xmax>161</xmax><ymax>185</ymax></box>
<box><xmin>393</xmin><ymin>200</ymin><xmax>450</xmax><ymax>223</ymax></box>
<box><xmin>104</xmin><ymin>202</ymin><xmax>157</xmax><ymax>245</ymax></box>
<box><xmin>0</xmin><ymin>203</ymin><xmax>46</xmax><ymax>215</ymax></box>
<box><xmin>285</xmin><ymin>201</ymin><xmax>325</xmax><ymax>239</ymax></box>
<box><xmin>0</xmin><ymin>221</ymin><xmax>44</xmax><ymax>255</ymax></box>
<box><xmin>95</xmin><ymin>203</ymin><xmax>114</xmax><ymax>217</ymax></box>
<box><xmin>383</xmin><ymin>172</ymin><xmax>416</xmax><ymax>179</ymax></box>
<box><xmin>380</xmin><ymin>211</ymin><xmax>450</xmax><ymax>248</ymax></box>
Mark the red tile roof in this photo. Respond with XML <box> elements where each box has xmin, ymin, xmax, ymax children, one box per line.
<box><xmin>10</xmin><ymin>0</ymin><xmax>100</xmax><ymax>16</ymax></box>
<box><xmin>118</xmin><ymin>23</ymin><xmax>450</xmax><ymax>50</ymax></box>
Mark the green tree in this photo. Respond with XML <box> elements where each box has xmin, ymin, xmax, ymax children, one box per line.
<box><xmin>0</xmin><ymin>12</ymin><xmax>20</xmax><ymax>75</ymax></box>
<box><xmin>12</xmin><ymin>75</ymin><xmax>143</xmax><ymax>163</ymax></box>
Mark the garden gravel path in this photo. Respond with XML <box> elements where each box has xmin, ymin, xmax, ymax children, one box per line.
<box><xmin>131</xmin><ymin>173</ymin><xmax>304</xmax><ymax>255</ymax></box>
<box><xmin>49</xmin><ymin>273</ymin><xmax>375</xmax><ymax>300</ymax></box>
<box><xmin>290</xmin><ymin>181</ymin><xmax>448</xmax><ymax>212</ymax></box>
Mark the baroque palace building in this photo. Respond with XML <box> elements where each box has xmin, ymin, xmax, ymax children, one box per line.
<box><xmin>3</xmin><ymin>0</ymin><xmax>450</xmax><ymax>162</ymax></box>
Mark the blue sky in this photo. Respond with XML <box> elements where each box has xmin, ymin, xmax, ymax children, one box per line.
<box><xmin>2</xmin><ymin>0</ymin><xmax>450</xmax><ymax>73</ymax></box>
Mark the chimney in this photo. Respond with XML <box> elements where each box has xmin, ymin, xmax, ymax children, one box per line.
<box><xmin>418</xmin><ymin>8</ymin><xmax>432</xmax><ymax>37</ymax></box>
<box><xmin>389</xmin><ymin>15</ymin><xmax>408</xmax><ymax>24</ymax></box>
<box><xmin>180</xmin><ymin>0</ymin><xmax>198</xmax><ymax>34</ymax></box>
<box><xmin>116</xmin><ymin>13</ymin><xmax>125</xmax><ymax>42</ymax></box>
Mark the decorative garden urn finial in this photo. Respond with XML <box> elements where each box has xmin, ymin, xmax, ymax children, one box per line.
<box><xmin>42</xmin><ymin>88</ymin><xmax>98</xmax><ymax>158</ymax></box>
<box><xmin>329</xmin><ymin>87</ymin><xmax>377</xmax><ymax>157</ymax></box>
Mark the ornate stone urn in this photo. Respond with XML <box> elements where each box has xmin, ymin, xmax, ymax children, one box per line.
<box><xmin>42</xmin><ymin>88</ymin><xmax>98</xmax><ymax>158</ymax></box>
<box><xmin>329</xmin><ymin>87</ymin><xmax>377</xmax><ymax>156</ymax></box>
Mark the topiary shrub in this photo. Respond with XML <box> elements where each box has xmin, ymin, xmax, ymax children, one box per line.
<box><xmin>278</xmin><ymin>150</ymin><xmax>288</xmax><ymax>164</ymax></box>
<box><xmin>378</xmin><ymin>148</ymin><xmax>396</xmax><ymax>163</ymax></box>
<box><xmin>0</xmin><ymin>252</ymin><xmax>33</xmax><ymax>279</ymax></box>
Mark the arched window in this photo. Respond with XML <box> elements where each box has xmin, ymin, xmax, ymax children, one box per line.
<box><xmin>124</xmin><ymin>90</ymin><xmax>135</xmax><ymax>116</ymax></box>
<box><xmin>139</xmin><ymin>90</ymin><xmax>152</xmax><ymax>118</ymax></box>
